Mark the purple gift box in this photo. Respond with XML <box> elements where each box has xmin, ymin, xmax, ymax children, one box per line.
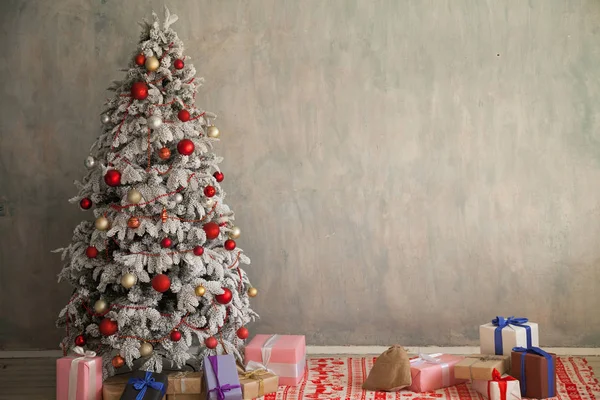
<box><xmin>203</xmin><ymin>354</ymin><xmax>242</xmax><ymax>400</ymax></box>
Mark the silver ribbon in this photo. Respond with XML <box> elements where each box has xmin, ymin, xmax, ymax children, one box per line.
<box><xmin>245</xmin><ymin>334</ymin><xmax>305</xmax><ymax>378</ymax></box>
<box><xmin>410</xmin><ymin>352</ymin><xmax>450</xmax><ymax>388</ymax></box>
<box><xmin>68</xmin><ymin>346</ymin><xmax>97</xmax><ymax>400</ymax></box>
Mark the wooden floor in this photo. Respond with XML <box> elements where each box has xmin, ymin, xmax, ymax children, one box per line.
<box><xmin>1</xmin><ymin>356</ymin><xmax>599</xmax><ymax>400</ymax></box>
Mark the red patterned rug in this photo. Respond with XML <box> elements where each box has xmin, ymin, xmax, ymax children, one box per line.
<box><xmin>262</xmin><ymin>356</ymin><xmax>600</xmax><ymax>400</ymax></box>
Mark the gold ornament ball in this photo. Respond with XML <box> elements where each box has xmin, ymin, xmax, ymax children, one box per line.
<box><xmin>139</xmin><ymin>342</ymin><xmax>153</xmax><ymax>357</ymax></box>
<box><xmin>206</xmin><ymin>125</ymin><xmax>220</xmax><ymax>138</ymax></box>
<box><xmin>195</xmin><ymin>285</ymin><xmax>206</xmax><ymax>296</ymax></box>
<box><xmin>95</xmin><ymin>216</ymin><xmax>110</xmax><ymax>231</ymax></box>
<box><xmin>94</xmin><ymin>299</ymin><xmax>108</xmax><ymax>313</ymax></box>
<box><xmin>229</xmin><ymin>226</ymin><xmax>241</xmax><ymax>239</ymax></box>
<box><xmin>127</xmin><ymin>189</ymin><xmax>142</xmax><ymax>204</ymax></box>
<box><xmin>248</xmin><ymin>287</ymin><xmax>258</xmax><ymax>297</ymax></box>
<box><xmin>121</xmin><ymin>273</ymin><xmax>137</xmax><ymax>289</ymax></box>
<box><xmin>145</xmin><ymin>56</ymin><xmax>160</xmax><ymax>72</ymax></box>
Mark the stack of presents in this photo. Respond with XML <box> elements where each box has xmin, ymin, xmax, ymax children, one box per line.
<box><xmin>56</xmin><ymin>316</ymin><xmax>556</xmax><ymax>400</ymax></box>
<box><xmin>56</xmin><ymin>334</ymin><xmax>305</xmax><ymax>399</ymax></box>
<box><xmin>364</xmin><ymin>316</ymin><xmax>556</xmax><ymax>399</ymax></box>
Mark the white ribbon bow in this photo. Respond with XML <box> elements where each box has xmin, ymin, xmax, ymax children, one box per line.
<box><xmin>411</xmin><ymin>353</ymin><xmax>450</xmax><ymax>388</ymax></box>
<box><xmin>68</xmin><ymin>346</ymin><xmax>98</xmax><ymax>400</ymax></box>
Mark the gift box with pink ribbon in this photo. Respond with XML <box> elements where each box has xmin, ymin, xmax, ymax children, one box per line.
<box><xmin>244</xmin><ymin>334</ymin><xmax>306</xmax><ymax>386</ymax></box>
<box><xmin>471</xmin><ymin>368</ymin><xmax>522</xmax><ymax>400</ymax></box>
<box><xmin>56</xmin><ymin>346</ymin><xmax>103</xmax><ymax>400</ymax></box>
<box><xmin>408</xmin><ymin>353</ymin><xmax>467</xmax><ymax>392</ymax></box>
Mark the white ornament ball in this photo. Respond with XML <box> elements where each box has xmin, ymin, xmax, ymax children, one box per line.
<box><xmin>205</xmin><ymin>198</ymin><xmax>215</xmax><ymax>207</ymax></box>
<box><xmin>147</xmin><ymin>115</ymin><xmax>162</xmax><ymax>129</ymax></box>
<box><xmin>139</xmin><ymin>342</ymin><xmax>153</xmax><ymax>357</ymax></box>
<box><xmin>174</xmin><ymin>193</ymin><xmax>183</xmax><ymax>203</ymax></box>
<box><xmin>84</xmin><ymin>156</ymin><xmax>96</xmax><ymax>169</ymax></box>
<box><xmin>206</xmin><ymin>125</ymin><xmax>220</xmax><ymax>138</ymax></box>
<box><xmin>101</xmin><ymin>114</ymin><xmax>110</xmax><ymax>124</ymax></box>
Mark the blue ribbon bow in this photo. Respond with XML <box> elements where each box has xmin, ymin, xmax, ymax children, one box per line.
<box><xmin>512</xmin><ymin>346</ymin><xmax>555</xmax><ymax>398</ymax></box>
<box><xmin>127</xmin><ymin>371</ymin><xmax>166</xmax><ymax>400</ymax></box>
<box><xmin>207</xmin><ymin>355</ymin><xmax>241</xmax><ymax>400</ymax></box>
<box><xmin>491</xmin><ymin>316</ymin><xmax>531</xmax><ymax>355</ymax></box>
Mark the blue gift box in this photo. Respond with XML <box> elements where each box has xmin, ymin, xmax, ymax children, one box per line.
<box><xmin>203</xmin><ymin>354</ymin><xmax>243</xmax><ymax>400</ymax></box>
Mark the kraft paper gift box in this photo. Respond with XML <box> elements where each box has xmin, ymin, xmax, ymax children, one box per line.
<box><xmin>120</xmin><ymin>370</ymin><xmax>168</xmax><ymax>400</ymax></box>
<box><xmin>103</xmin><ymin>373</ymin><xmax>138</xmax><ymax>400</ymax></box>
<box><xmin>471</xmin><ymin>369</ymin><xmax>521</xmax><ymax>400</ymax></box>
<box><xmin>203</xmin><ymin>354</ymin><xmax>243</xmax><ymax>400</ymax></box>
<box><xmin>408</xmin><ymin>353</ymin><xmax>467</xmax><ymax>393</ymax></box>
<box><xmin>510</xmin><ymin>347</ymin><xmax>557</xmax><ymax>399</ymax></box>
<box><xmin>454</xmin><ymin>354</ymin><xmax>511</xmax><ymax>381</ymax></box>
<box><xmin>237</xmin><ymin>365</ymin><xmax>279</xmax><ymax>399</ymax></box>
<box><xmin>480</xmin><ymin>316</ymin><xmax>539</xmax><ymax>355</ymax></box>
<box><xmin>56</xmin><ymin>346</ymin><xmax>103</xmax><ymax>400</ymax></box>
<box><xmin>165</xmin><ymin>371</ymin><xmax>205</xmax><ymax>400</ymax></box>
<box><xmin>244</xmin><ymin>334</ymin><xmax>306</xmax><ymax>386</ymax></box>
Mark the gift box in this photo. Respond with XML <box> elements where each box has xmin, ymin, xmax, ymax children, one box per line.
<box><xmin>120</xmin><ymin>370</ymin><xmax>168</xmax><ymax>400</ymax></box>
<box><xmin>408</xmin><ymin>353</ymin><xmax>467</xmax><ymax>392</ymax></box>
<box><xmin>454</xmin><ymin>354</ymin><xmax>511</xmax><ymax>381</ymax></box>
<box><xmin>203</xmin><ymin>354</ymin><xmax>243</xmax><ymax>400</ymax></box>
<box><xmin>510</xmin><ymin>347</ymin><xmax>556</xmax><ymax>399</ymax></box>
<box><xmin>480</xmin><ymin>316</ymin><xmax>539</xmax><ymax>355</ymax></box>
<box><xmin>237</xmin><ymin>365</ymin><xmax>279</xmax><ymax>399</ymax></box>
<box><xmin>56</xmin><ymin>346</ymin><xmax>103</xmax><ymax>400</ymax></box>
<box><xmin>471</xmin><ymin>369</ymin><xmax>521</xmax><ymax>400</ymax></box>
<box><xmin>166</xmin><ymin>371</ymin><xmax>205</xmax><ymax>400</ymax></box>
<box><xmin>244</xmin><ymin>334</ymin><xmax>306</xmax><ymax>386</ymax></box>
<box><xmin>103</xmin><ymin>373</ymin><xmax>138</xmax><ymax>400</ymax></box>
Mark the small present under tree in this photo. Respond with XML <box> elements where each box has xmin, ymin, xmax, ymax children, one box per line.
<box><xmin>55</xmin><ymin>7</ymin><xmax>258</xmax><ymax>377</ymax></box>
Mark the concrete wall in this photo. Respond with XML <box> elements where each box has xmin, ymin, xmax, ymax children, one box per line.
<box><xmin>1</xmin><ymin>0</ymin><xmax>600</xmax><ymax>350</ymax></box>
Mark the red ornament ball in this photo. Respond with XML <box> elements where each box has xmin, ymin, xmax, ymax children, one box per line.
<box><xmin>203</xmin><ymin>222</ymin><xmax>220</xmax><ymax>240</ymax></box>
<box><xmin>205</xmin><ymin>336</ymin><xmax>218</xmax><ymax>349</ymax></box>
<box><xmin>152</xmin><ymin>274</ymin><xmax>171</xmax><ymax>292</ymax></box>
<box><xmin>158</xmin><ymin>147</ymin><xmax>171</xmax><ymax>160</ymax></box>
<box><xmin>134</xmin><ymin>53</ymin><xmax>146</xmax><ymax>66</ymax></box>
<box><xmin>204</xmin><ymin>186</ymin><xmax>216</xmax><ymax>198</ymax></box>
<box><xmin>193</xmin><ymin>246</ymin><xmax>204</xmax><ymax>256</ymax></box>
<box><xmin>111</xmin><ymin>355</ymin><xmax>125</xmax><ymax>368</ymax></box>
<box><xmin>99</xmin><ymin>318</ymin><xmax>118</xmax><ymax>336</ymax></box>
<box><xmin>177</xmin><ymin>139</ymin><xmax>195</xmax><ymax>156</ymax></box>
<box><xmin>75</xmin><ymin>334</ymin><xmax>86</xmax><ymax>346</ymax></box>
<box><xmin>213</xmin><ymin>171</ymin><xmax>224</xmax><ymax>183</ymax></box>
<box><xmin>161</xmin><ymin>237</ymin><xmax>173</xmax><ymax>248</ymax></box>
<box><xmin>170</xmin><ymin>330</ymin><xmax>182</xmax><ymax>342</ymax></box>
<box><xmin>86</xmin><ymin>246</ymin><xmax>99</xmax><ymax>258</ymax></box>
<box><xmin>177</xmin><ymin>109</ymin><xmax>190</xmax><ymax>122</ymax></box>
<box><xmin>215</xmin><ymin>287</ymin><xmax>232</xmax><ymax>304</ymax></box>
<box><xmin>104</xmin><ymin>169</ymin><xmax>121</xmax><ymax>187</ymax></box>
<box><xmin>174</xmin><ymin>59</ymin><xmax>184</xmax><ymax>70</ymax></box>
<box><xmin>79</xmin><ymin>198</ymin><xmax>92</xmax><ymax>210</ymax></box>
<box><xmin>131</xmin><ymin>81</ymin><xmax>149</xmax><ymax>100</ymax></box>
<box><xmin>224</xmin><ymin>239</ymin><xmax>236</xmax><ymax>251</ymax></box>
<box><xmin>236</xmin><ymin>327</ymin><xmax>249</xmax><ymax>340</ymax></box>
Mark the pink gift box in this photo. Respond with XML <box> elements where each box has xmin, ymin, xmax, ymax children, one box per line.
<box><xmin>56</xmin><ymin>348</ymin><xmax>103</xmax><ymax>400</ymax></box>
<box><xmin>244</xmin><ymin>334</ymin><xmax>306</xmax><ymax>386</ymax></box>
<box><xmin>408</xmin><ymin>353</ymin><xmax>467</xmax><ymax>393</ymax></box>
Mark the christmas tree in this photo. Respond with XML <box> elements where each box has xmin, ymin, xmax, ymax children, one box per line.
<box><xmin>55</xmin><ymin>7</ymin><xmax>258</xmax><ymax>376</ymax></box>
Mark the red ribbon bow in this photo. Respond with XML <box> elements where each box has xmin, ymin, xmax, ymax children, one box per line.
<box><xmin>488</xmin><ymin>368</ymin><xmax>517</xmax><ymax>400</ymax></box>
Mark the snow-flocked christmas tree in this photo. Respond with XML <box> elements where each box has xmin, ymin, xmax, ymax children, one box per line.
<box><xmin>55</xmin><ymin>7</ymin><xmax>258</xmax><ymax>377</ymax></box>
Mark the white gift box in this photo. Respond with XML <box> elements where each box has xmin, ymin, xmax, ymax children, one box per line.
<box><xmin>472</xmin><ymin>377</ymin><xmax>521</xmax><ymax>400</ymax></box>
<box><xmin>480</xmin><ymin>319</ymin><xmax>539</xmax><ymax>356</ymax></box>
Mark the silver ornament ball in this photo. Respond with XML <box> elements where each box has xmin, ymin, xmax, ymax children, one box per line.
<box><xmin>101</xmin><ymin>114</ymin><xmax>110</xmax><ymax>124</ymax></box>
<box><xmin>84</xmin><ymin>156</ymin><xmax>96</xmax><ymax>169</ymax></box>
<box><xmin>147</xmin><ymin>115</ymin><xmax>162</xmax><ymax>129</ymax></box>
<box><xmin>174</xmin><ymin>193</ymin><xmax>183</xmax><ymax>204</ymax></box>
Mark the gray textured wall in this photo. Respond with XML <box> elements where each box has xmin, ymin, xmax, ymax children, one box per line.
<box><xmin>1</xmin><ymin>0</ymin><xmax>600</xmax><ymax>351</ymax></box>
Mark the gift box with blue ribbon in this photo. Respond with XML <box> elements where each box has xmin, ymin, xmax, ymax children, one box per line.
<box><xmin>480</xmin><ymin>316</ymin><xmax>539</xmax><ymax>355</ymax></box>
<box><xmin>203</xmin><ymin>354</ymin><xmax>242</xmax><ymax>400</ymax></box>
<box><xmin>120</xmin><ymin>370</ymin><xmax>168</xmax><ymax>400</ymax></box>
<box><xmin>510</xmin><ymin>346</ymin><xmax>556</xmax><ymax>399</ymax></box>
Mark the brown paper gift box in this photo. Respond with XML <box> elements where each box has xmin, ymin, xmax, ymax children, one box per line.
<box><xmin>237</xmin><ymin>366</ymin><xmax>279</xmax><ymax>399</ymax></box>
<box><xmin>454</xmin><ymin>354</ymin><xmax>511</xmax><ymax>381</ymax></box>
<box><xmin>510</xmin><ymin>350</ymin><xmax>557</xmax><ymax>399</ymax></box>
<box><xmin>102</xmin><ymin>371</ymin><xmax>203</xmax><ymax>400</ymax></box>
